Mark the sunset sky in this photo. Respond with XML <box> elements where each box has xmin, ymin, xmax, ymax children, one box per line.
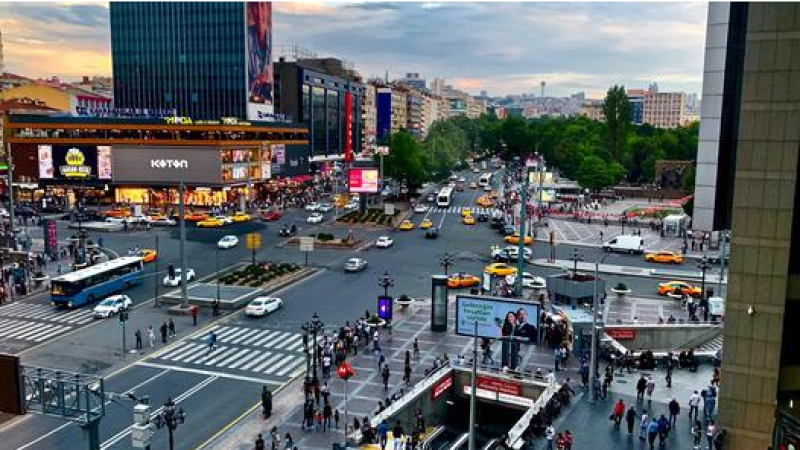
<box><xmin>0</xmin><ymin>1</ymin><xmax>708</xmax><ymax>97</ymax></box>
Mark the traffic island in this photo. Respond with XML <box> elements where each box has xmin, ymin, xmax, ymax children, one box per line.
<box><xmin>285</xmin><ymin>233</ymin><xmax>362</xmax><ymax>249</ymax></box>
<box><xmin>336</xmin><ymin>208</ymin><xmax>397</xmax><ymax>227</ymax></box>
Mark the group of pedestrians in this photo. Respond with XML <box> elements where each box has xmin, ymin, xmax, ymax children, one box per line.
<box><xmin>133</xmin><ymin>318</ymin><xmax>176</xmax><ymax>351</ymax></box>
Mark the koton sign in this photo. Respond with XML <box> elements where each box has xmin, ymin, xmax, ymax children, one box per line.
<box><xmin>150</xmin><ymin>159</ymin><xmax>189</xmax><ymax>169</ymax></box>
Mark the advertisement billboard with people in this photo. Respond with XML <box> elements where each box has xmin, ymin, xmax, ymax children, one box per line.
<box><xmin>455</xmin><ymin>295</ymin><xmax>540</xmax><ymax>344</ymax></box>
<box><xmin>348</xmin><ymin>168</ymin><xmax>379</xmax><ymax>193</ymax></box>
<box><xmin>246</xmin><ymin>2</ymin><xmax>273</xmax><ymax>121</ymax></box>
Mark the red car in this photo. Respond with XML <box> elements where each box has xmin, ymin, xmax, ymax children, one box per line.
<box><xmin>261</xmin><ymin>211</ymin><xmax>283</xmax><ymax>221</ymax></box>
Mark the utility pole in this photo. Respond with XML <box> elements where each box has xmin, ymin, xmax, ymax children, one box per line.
<box><xmin>6</xmin><ymin>145</ymin><xmax>16</xmax><ymax>250</ymax></box>
<box><xmin>468</xmin><ymin>320</ymin><xmax>478</xmax><ymax>450</ymax></box>
<box><xmin>515</xmin><ymin>164</ymin><xmax>529</xmax><ymax>297</ymax></box>
<box><xmin>717</xmin><ymin>230</ymin><xmax>727</xmax><ymax>296</ymax></box>
<box><xmin>178</xmin><ymin>181</ymin><xmax>188</xmax><ymax>308</ymax></box>
<box><xmin>153</xmin><ymin>234</ymin><xmax>159</xmax><ymax>306</ymax></box>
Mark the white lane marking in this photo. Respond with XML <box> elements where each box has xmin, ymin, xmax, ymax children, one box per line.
<box><xmin>251</xmin><ymin>353</ymin><xmax>284</xmax><ymax>372</ymax></box>
<box><xmin>215</xmin><ymin>348</ymin><xmax>253</xmax><ymax>368</ymax></box>
<box><xmin>237</xmin><ymin>351</ymin><xmax>274</xmax><ymax>371</ymax></box>
<box><xmin>170</xmin><ymin>343</ymin><xmax>210</xmax><ymax>363</ymax></box>
<box><xmin>275</xmin><ymin>357</ymin><xmax>305</xmax><ymax>377</ymax></box>
<box><xmin>264</xmin><ymin>354</ymin><xmax>296</xmax><ymax>375</ymax></box>
<box><xmin>226</xmin><ymin>349</ymin><xmax>263</xmax><ymax>369</ymax></box>
<box><xmin>136</xmin><ymin>361</ymin><xmax>284</xmax><ymax>386</ymax></box>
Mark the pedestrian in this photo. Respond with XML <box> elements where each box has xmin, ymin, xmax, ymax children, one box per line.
<box><xmin>377</xmin><ymin>419</ymin><xmax>389</xmax><ymax>450</ymax></box>
<box><xmin>160</xmin><ymin>321</ymin><xmax>168</xmax><ymax>343</ymax></box>
<box><xmin>323</xmin><ymin>402</ymin><xmax>332</xmax><ymax>431</ymax></box>
<box><xmin>147</xmin><ymin>325</ymin><xmax>156</xmax><ymax>347</ymax></box>
<box><xmin>378</xmin><ymin>351</ymin><xmax>386</xmax><ymax>371</ymax></box>
<box><xmin>413</xmin><ymin>338</ymin><xmax>420</xmax><ymax>359</ymax></box>
<box><xmin>691</xmin><ymin>420</ymin><xmax>702</xmax><ymax>449</ymax></box>
<box><xmin>404</xmin><ymin>363</ymin><xmax>412</xmax><ymax>386</ymax></box>
<box><xmin>646</xmin><ymin>375</ymin><xmax>655</xmax><ymax>400</ymax></box>
<box><xmin>636</xmin><ymin>375</ymin><xmax>647</xmax><ymax>401</ymax></box>
<box><xmin>668</xmin><ymin>398</ymin><xmax>680</xmax><ymax>427</ymax></box>
<box><xmin>562</xmin><ymin>430</ymin><xmax>573</xmax><ymax>450</ymax></box>
<box><xmin>382</xmin><ymin>364</ymin><xmax>391</xmax><ymax>391</ymax></box>
<box><xmin>703</xmin><ymin>386</ymin><xmax>717</xmax><ymax>419</ymax></box>
<box><xmin>261</xmin><ymin>386</ymin><xmax>272</xmax><ymax>419</ymax></box>
<box><xmin>611</xmin><ymin>399</ymin><xmax>625</xmax><ymax>428</ymax></box>
<box><xmin>168</xmin><ymin>318</ymin><xmax>176</xmax><ymax>338</ymax></box>
<box><xmin>689</xmin><ymin>390</ymin><xmax>701</xmax><ymax>421</ymax></box>
<box><xmin>647</xmin><ymin>418</ymin><xmax>658</xmax><ymax>449</ymax></box>
<box><xmin>134</xmin><ymin>329</ymin><xmax>143</xmax><ymax>351</ymax></box>
<box><xmin>392</xmin><ymin>422</ymin><xmax>405</xmax><ymax>450</ymax></box>
<box><xmin>270</xmin><ymin>427</ymin><xmax>280</xmax><ymax>450</ymax></box>
<box><xmin>706</xmin><ymin>420</ymin><xmax>716</xmax><ymax>450</ymax></box>
<box><xmin>255</xmin><ymin>433</ymin><xmax>265</xmax><ymax>450</ymax></box>
<box><xmin>554</xmin><ymin>347</ymin><xmax>561</xmax><ymax>371</ymax></box>
<box><xmin>626</xmin><ymin>406</ymin><xmax>637</xmax><ymax>435</ymax></box>
<box><xmin>207</xmin><ymin>330</ymin><xmax>217</xmax><ymax>351</ymax></box>
<box><xmin>657</xmin><ymin>414</ymin><xmax>670</xmax><ymax>446</ymax></box>
<box><xmin>545</xmin><ymin>425</ymin><xmax>555</xmax><ymax>450</ymax></box>
<box><xmin>639</xmin><ymin>410</ymin><xmax>649</xmax><ymax>441</ymax></box>
<box><xmin>334</xmin><ymin>409</ymin><xmax>340</xmax><ymax>429</ymax></box>
<box><xmin>190</xmin><ymin>306</ymin><xmax>198</xmax><ymax>326</ymax></box>
<box><xmin>283</xmin><ymin>433</ymin><xmax>294</xmax><ymax>450</ymax></box>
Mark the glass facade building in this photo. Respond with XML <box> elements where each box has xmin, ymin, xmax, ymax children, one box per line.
<box><xmin>110</xmin><ymin>2</ymin><xmax>247</xmax><ymax>119</ymax></box>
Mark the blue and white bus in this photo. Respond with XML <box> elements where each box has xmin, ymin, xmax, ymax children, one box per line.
<box><xmin>51</xmin><ymin>257</ymin><xmax>144</xmax><ymax>308</ymax></box>
<box><xmin>479</xmin><ymin>173</ymin><xmax>493</xmax><ymax>188</ymax></box>
<box><xmin>437</xmin><ymin>186</ymin><xmax>455</xmax><ymax>207</ymax></box>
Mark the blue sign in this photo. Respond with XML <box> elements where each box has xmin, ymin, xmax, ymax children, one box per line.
<box><xmin>377</xmin><ymin>295</ymin><xmax>393</xmax><ymax>321</ymax></box>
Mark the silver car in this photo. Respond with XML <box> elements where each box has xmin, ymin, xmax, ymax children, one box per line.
<box><xmin>344</xmin><ymin>258</ymin><xmax>368</xmax><ymax>272</ymax></box>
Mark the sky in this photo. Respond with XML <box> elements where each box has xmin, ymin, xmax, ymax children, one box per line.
<box><xmin>0</xmin><ymin>1</ymin><xmax>708</xmax><ymax>98</ymax></box>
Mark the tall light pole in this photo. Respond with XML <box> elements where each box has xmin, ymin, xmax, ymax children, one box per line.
<box><xmin>152</xmin><ymin>397</ymin><xmax>185</xmax><ymax>450</ymax></box>
<box><xmin>439</xmin><ymin>253</ymin><xmax>454</xmax><ymax>276</ymax></box>
<box><xmin>515</xmin><ymin>161</ymin><xmax>530</xmax><ymax>297</ymax></box>
<box><xmin>301</xmin><ymin>313</ymin><xmax>324</xmax><ymax>383</ymax></box>
<box><xmin>378</xmin><ymin>271</ymin><xmax>394</xmax><ymax>298</ymax></box>
<box><xmin>589</xmin><ymin>253</ymin><xmax>612</xmax><ymax>404</ymax></box>
<box><xmin>568</xmin><ymin>247</ymin><xmax>584</xmax><ymax>277</ymax></box>
<box><xmin>178</xmin><ymin>180</ymin><xmax>188</xmax><ymax>308</ymax></box>
<box><xmin>698</xmin><ymin>255</ymin><xmax>712</xmax><ymax>300</ymax></box>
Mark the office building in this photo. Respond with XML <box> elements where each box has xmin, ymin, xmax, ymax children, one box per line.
<box><xmin>627</xmin><ymin>89</ymin><xmax>647</xmax><ymax>124</ymax></box>
<box><xmin>273</xmin><ymin>57</ymin><xmax>363</xmax><ymax>164</ymax></box>
<box><xmin>579</xmin><ymin>100</ymin><xmax>604</xmax><ymax>121</ymax></box>
<box><xmin>698</xmin><ymin>3</ymin><xmax>800</xmax><ymax>449</ymax></box>
<box><xmin>401</xmin><ymin>73</ymin><xmax>426</xmax><ymax>91</ymax></box>
<box><xmin>643</xmin><ymin>91</ymin><xmax>686</xmax><ymax>128</ymax></box>
<box><xmin>376</xmin><ymin>85</ymin><xmax>408</xmax><ymax>140</ymax></box>
<box><xmin>361</xmin><ymin>83</ymin><xmax>377</xmax><ymax>154</ymax></box>
<box><xmin>110</xmin><ymin>2</ymin><xmax>278</xmax><ymax>121</ymax></box>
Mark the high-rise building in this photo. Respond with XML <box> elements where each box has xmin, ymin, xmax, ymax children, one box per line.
<box><xmin>361</xmin><ymin>84</ymin><xmax>376</xmax><ymax>154</ymax></box>
<box><xmin>697</xmin><ymin>3</ymin><xmax>800</xmax><ymax>449</ymax></box>
<box><xmin>642</xmin><ymin>91</ymin><xmax>686</xmax><ymax>128</ymax></box>
<box><xmin>0</xmin><ymin>25</ymin><xmax>4</xmax><ymax>85</ymax></box>
<box><xmin>110</xmin><ymin>2</ymin><xmax>276</xmax><ymax>121</ymax></box>
<box><xmin>627</xmin><ymin>89</ymin><xmax>647</xmax><ymax>124</ymax></box>
<box><xmin>376</xmin><ymin>85</ymin><xmax>408</xmax><ymax>140</ymax></box>
<box><xmin>400</xmin><ymin>73</ymin><xmax>426</xmax><ymax>91</ymax></box>
<box><xmin>431</xmin><ymin>77</ymin><xmax>445</xmax><ymax>96</ymax></box>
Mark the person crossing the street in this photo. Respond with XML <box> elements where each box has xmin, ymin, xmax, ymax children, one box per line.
<box><xmin>134</xmin><ymin>329</ymin><xmax>143</xmax><ymax>351</ymax></box>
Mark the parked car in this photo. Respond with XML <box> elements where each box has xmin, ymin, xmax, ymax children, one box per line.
<box><xmin>375</xmin><ymin>236</ymin><xmax>394</xmax><ymax>248</ymax></box>
<box><xmin>245</xmin><ymin>297</ymin><xmax>283</xmax><ymax>317</ymax></box>
<box><xmin>307</xmin><ymin>213</ymin><xmax>324</xmax><ymax>223</ymax></box>
<box><xmin>93</xmin><ymin>295</ymin><xmax>132</xmax><ymax>318</ymax></box>
<box><xmin>217</xmin><ymin>235</ymin><xmax>239</xmax><ymax>249</ymax></box>
<box><xmin>344</xmin><ymin>258</ymin><xmax>368</xmax><ymax>272</ymax></box>
<box><xmin>163</xmin><ymin>268</ymin><xmax>196</xmax><ymax>286</ymax></box>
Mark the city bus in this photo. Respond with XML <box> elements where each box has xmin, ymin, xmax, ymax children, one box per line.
<box><xmin>437</xmin><ymin>186</ymin><xmax>455</xmax><ymax>208</ymax></box>
<box><xmin>51</xmin><ymin>257</ymin><xmax>144</xmax><ymax>308</ymax></box>
<box><xmin>479</xmin><ymin>173</ymin><xmax>493</xmax><ymax>188</ymax></box>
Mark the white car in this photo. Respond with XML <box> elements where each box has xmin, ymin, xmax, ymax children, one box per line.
<box><xmin>93</xmin><ymin>295</ymin><xmax>132</xmax><ymax>318</ymax></box>
<box><xmin>245</xmin><ymin>297</ymin><xmax>283</xmax><ymax>317</ymax></box>
<box><xmin>375</xmin><ymin>236</ymin><xmax>394</xmax><ymax>248</ymax></box>
<box><xmin>458</xmin><ymin>177</ymin><xmax>466</xmax><ymax>183</ymax></box>
<box><xmin>307</xmin><ymin>213</ymin><xmax>324</xmax><ymax>223</ymax></box>
<box><xmin>344</xmin><ymin>258</ymin><xmax>368</xmax><ymax>272</ymax></box>
<box><xmin>305</xmin><ymin>203</ymin><xmax>321</xmax><ymax>211</ymax></box>
<box><xmin>318</xmin><ymin>203</ymin><xmax>334</xmax><ymax>212</ymax></box>
<box><xmin>126</xmin><ymin>215</ymin><xmax>151</xmax><ymax>224</ymax></box>
<box><xmin>163</xmin><ymin>268</ymin><xmax>196</xmax><ymax>286</ymax></box>
<box><xmin>483</xmin><ymin>185</ymin><xmax>492</xmax><ymax>192</ymax></box>
<box><xmin>414</xmin><ymin>204</ymin><xmax>427</xmax><ymax>214</ymax></box>
<box><xmin>450</xmin><ymin>174</ymin><xmax>459</xmax><ymax>180</ymax></box>
<box><xmin>217</xmin><ymin>235</ymin><xmax>239</xmax><ymax>249</ymax></box>
<box><xmin>214</xmin><ymin>215</ymin><xmax>234</xmax><ymax>225</ymax></box>
<box><xmin>473</xmin><ymin>167</ymin><xmax>480</xmax><ymax>173</ymax></box>
<box><xmin>345</xmin><ymin>201</ymin><xmax>358</xmax><ymax>210</ymax></box>
<box><xmin>150</xmin><ymin>217</ymin><xmax>176</xmax><ymax>226</ymax></box>
<box><xmin>492</xmin><ymin>246</ymin><xmax>532</xmax><ymax>262</ymax></box>
<box><xmin>505</xmin><ymin>272</ymin><xmax>546</xmax><ymax>289</ymax></box>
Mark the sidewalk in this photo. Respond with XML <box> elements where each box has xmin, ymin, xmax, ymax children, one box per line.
<box><xmin>531</xmin><ymin>259</ymin><xmax>724</xmax><ymax>283</ymax></box>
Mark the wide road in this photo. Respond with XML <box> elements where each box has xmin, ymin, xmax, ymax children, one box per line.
<box><xmin>1</xmin><ymin>166</ymin><xmax>703</xmax><ymax>449</ymax></box>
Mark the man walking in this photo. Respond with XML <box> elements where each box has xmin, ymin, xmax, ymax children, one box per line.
<box><xmin>160</xmin><ymin>321</ymin><xmax>168</xmax><ymax>343</ymax></box>
<box><xmin>207</xmin><ymin>330</ymin><xmax>217</xmax><ymax>352</ymax></box>
<box><xmin>261</xmin><ymin>386</ymin><xmax>272</xmax><ymax>419</ymax></box>
<box><xmin>392</xmin><ymin>422</ymin><xmax>405</xmax><ymax>450</ymax></box>
<box><xmin>134</xmin><ymin>329</ymin><xmax>143</xmax><ymax>351</ymax></box>
<box><xmin>626</xmin><ymin>406</ymin><xmax>638</xmax><ymax>435</ymax></box>
<box><xmin>636</xmin><ymin>375</ymin><xmax>647</xmax><ymax>402</ymax></box>
<box><xmin>545</xmin><ymin>425</ymin><xmax>555</xmax><ymax>450</ymax></box>
<box><xmin>168</xmin><ymin>318</ymin><xmax>176</xmax><ymax>338</ymax></box>
<box><xmin>190</xmin><ymin>306</ymin><xmax>198</xmax><ymax>326</ymax></box>
<box><xmin>611</xmin><ymin>399</ymin><xmax>625</xmax><ymax>428</ymax></box>
<box><xmin>147</xmin><ymin>325</ymin><xmax>156</xmax><ymax>347</ymax></box>
<box><xmin>688</xmin><ymin>391</ymin><xmax>701</xmax><ymax>421</ymax></box>
<box><xmin>377</xmin><ymin>419</ymin><xmax>389</xmax><ymax>450</ymax></box>
<box><xmin>668</xmin><ymin>398</ymin><xmax>680</xmax><ymax>427</ymax></box>
<box><xmin>382</xmin><ymin>364</ymin><xmax>391</xmax><ymax>391</ymax></box>
<box><xmin>645</xmin><ymin>375</ymin><xmax>655</xmax><ymax>401</ymax></box>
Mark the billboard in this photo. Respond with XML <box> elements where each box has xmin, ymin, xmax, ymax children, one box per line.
<box><xmin>38</xmin><ymin>145</ymin><xmax>112</xmax><ymax>180</ymax></box>
<box><xmin>348</xmin><ymin>168</ymin><xmax>379</xmax><ymax>193</ymax></box>
<box><xmin>455</xmin><ymin>295</ymin><xmax>540</xmax><ymax>343</ymax></box>
<box><xmin>112</xmin><ymin>146</ymin><xmax>222</xmax><ymax>185</ymax></box>
<box><xmin>246</xmin><ymin>2</ymin><xmax>274</xmax><ymax>121</ymax></box>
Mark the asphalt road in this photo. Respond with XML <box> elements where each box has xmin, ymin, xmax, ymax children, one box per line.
<box><xmin>0</xmin><ymin>167</ymin><xmax>707</xmax><ymax>449</ymax></box>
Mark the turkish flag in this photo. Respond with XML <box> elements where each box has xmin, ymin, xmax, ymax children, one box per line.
<box><xmin>337</xmin><ymin>361</ymin><xmax>355</xmax><ymax>380</ymax></box>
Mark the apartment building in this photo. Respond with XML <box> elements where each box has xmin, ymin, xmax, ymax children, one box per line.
<box><xmin>643</xmin><ymin>91</ymin><xmax>687</xmax><ymax>128</ymax></box>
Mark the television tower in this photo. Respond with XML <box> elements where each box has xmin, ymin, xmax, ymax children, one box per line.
<box><xmin>540</xmin><ymin>80</ymin><xmax>546</xmax><ymax>98</ymax></box>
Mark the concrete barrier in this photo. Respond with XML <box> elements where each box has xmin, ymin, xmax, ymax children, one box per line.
<box><xmin>604</xmin><ymin>323</ymin><xmax>722</xmax><ymax>356</ymax></box>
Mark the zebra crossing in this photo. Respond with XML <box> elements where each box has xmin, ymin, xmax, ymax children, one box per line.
<box><xmin>428</xmin><ymin>206</ymin><xmax>495</xmax><ymax>215</ymax></box>
<box><xmin>0</xmin><ymin>302</ymin><xmax>95</xmax><ymax>345</ymax></box>
<box><xmin>145</xmin><ymin>325</ymin><xmax>307</xmax><ymax>381</ymax></box>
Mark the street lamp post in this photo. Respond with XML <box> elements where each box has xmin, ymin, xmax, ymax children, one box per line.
<box><xmin>568</xmin><ymin>247</ymin><xmax>584</xmax><ymax>276</ymax></box>
<box><xmin>301</xmin><ymin>313</ymin><xmax>324</xmax><ymax>383</ymax></box>
<box><xmin>589</xmin><ymin>254</ymin><xmax>612</xmax><ymax>404</ymax></box>
<box><xmin>378</xmin><ymin>271</ymin><xmax>394</xmax><ymax>298</ymax></box>
<box><xmin>439</xmin><ymin>253</ymin><xmax>454</xmax><ymax>276</ymax></box>
<box><xmin>698</xmin><ymin>255</ymin><xmax>711</xmax><ymax>300</ymax></box>
<box><xmin>152</xmin><ymin>397</ymin><xmax>186</xmax><ymax>450</ymax></box>
<box><xmin>516</xmin><ymin>159</ymin><xmax>531</xmax><ymax>297</ymax></box>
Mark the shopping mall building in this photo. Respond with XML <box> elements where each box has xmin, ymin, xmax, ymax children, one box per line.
<box><xmin>1</xmin><ymin>114</ymin><xmax>309</xmax><ymax>209</ymax></box>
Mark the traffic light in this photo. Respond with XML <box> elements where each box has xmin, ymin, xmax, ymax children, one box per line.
<box><xmin>119</xmin><ymin>311</ymin><xmax>129</xmax><ymax>323</ymax></box>
<box><xmin>168</xmin><ymin>264</ymin><xmax>175</xmax><ymax>279</ymax></box>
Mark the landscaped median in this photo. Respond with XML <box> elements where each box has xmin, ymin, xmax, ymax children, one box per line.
<box><xmin>336</xmin><ymin>208</ymin><xmax>398</xmax><ymax>226</ymax></box>
<box><xmin>284</xmin><ymin>232</ymin><xmax>364</xmax><ymax>249</ymax></box>
<box><xmin>219</xmin><ymin>261</ymin><xmax>302</xmax><ymax>288</ymax></box>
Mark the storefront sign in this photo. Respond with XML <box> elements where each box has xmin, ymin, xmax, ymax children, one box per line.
<box><xmin>463</xmin><ymin>385</ymin><xmax>497</xmax><ymax>400</ymax></box>
<box><xmin>38</xmin><ymin>145</ymin><xmax>112</xmax><ymax>180</ymax></box>
<box><xmin>498</xmin><ymin>393</ymin><xmax>534</xmax><ymax>407</ymax></box>
<box><xmin>273</xmin><ymin>145</ymin><xmax>286</xmax><ymax>164</ymax></box>
<box><xmin>477</xmin><ymin>376</ymin><xmax>521</xmax><ymax>396</ymax></box>
<box><xmin>606</xmin><ymin>328</ymin><xmax>637</xmax><ymax>340</ymax></box>
<box><xmin>432</xmin><ymin>373</ymin><xmax>453</xmax><ymax>400</ymax></box>
<box><xmin>112</xmin><ymin>146</ymin><xmax>222</xmax><ymax>185</ymax></box>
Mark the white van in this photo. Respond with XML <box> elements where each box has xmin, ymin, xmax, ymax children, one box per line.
<box><xmin>602</xmin><ymin>235</ymin><xmax>644</xmax><ymax>254</ymax></box>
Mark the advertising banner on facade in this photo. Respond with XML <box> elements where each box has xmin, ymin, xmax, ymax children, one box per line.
<box><xmin>112</xmin><ymin>146</ymin><xmax>222</xmax><ymax>185</ymax></box>
<box><xmin>246</xmin><ymin>2</ymin><xmax>274</xmax><ymax>121</ymax></box>
<box><xmin>38</xmin><ymin>145</ymin><xmax>112</xmax><ymax>180</ymax></box>
<box><xmin>455</xmin><ymin>295</ymin><xmax>540</xmax><ymax>343</ymax></box>
<box><xmin>348</xmin><ymin>168</ymin><xmax>379</xmax><ymax>193</ymax></box>
<box><xmin>42</xmin><ymin>219</ymin><xmax>58</xmax><ymax>256</ymax></box>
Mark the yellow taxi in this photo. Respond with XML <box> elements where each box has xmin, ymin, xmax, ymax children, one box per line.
<box><xmin>231</xmin><ymin>212</ymin><xmax>251</xmax><ymax>222</ymax></box>
<box><xmin>476</xmin><ymin>196</ymin><xmax>493</xmax><ymax>207</ymax></box>
<box><xmin>658</xmin><ymin>281</ymin><xmax>702</xmax><ymax>297</ymax></box>
<box><xmin>504</xmin><ymin>233</ymin><xmax>533</xmax><ymax>245</ymax></box>
<box><xmin>419</xmin><ymin>219</ymin><xmax>433</xmax><ymax>229</ymax></box>
<box><xmin>447</xmin><ymin>273</ymin><xmax>481</xmax><ymax>288</ymax></box>
<box><xmin>484</xmin><ymin>263</ymin><xmax>517</xmax><ymax>277</ymax></box>
<box><xmin>398</xmin><ymin>220</ymin><xmax>415</xmax><ymax>231</ymax></box>
<box><xmin>463</xmin><ymin>215</ymin><xmax>476</xmax><ymax>225</ymax></box>
<box><xmin>140</xmin><ymin>249</ymin><xmax>158</xmax><ymax>263</ymax></box>
<box><xmin>197</xmin><ymin>217</ymin><xmax>225</xmax><ymax>228</ymax></box>
<box><xmin>644</xmin><ymin>251</ymin><xmax>683</xmax><ymax>264</ymax></box>
<box><xmin>461</xmin><ymin>208</ymin><xmax>473</xmax><ymax>218</ymax></box>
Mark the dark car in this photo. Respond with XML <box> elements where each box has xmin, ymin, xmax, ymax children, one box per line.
<box><xmin>490</xmin><ymin>217</ymin><xmax>506</xmax><ymax>230</ymax></box>
<box><xmin>477</xmin><ymin>213</ymin><xmax>489</xmax><ymax>222</ymax></box>
<box><xmin>426</xmin><ymin>194</ymin><xmax>436</xmax><ymax>203</ymax></box>
<box><xmin>502</xmin><ymin>225</ymin><xmax>516</xmax><ymax>236</ymax></box>
<box><xmin>425</xmin><ymin>228</ymin><xmax>439</xmax><ymax>239</ymax></box>
<box><xmin>14</xmin><ymin>205</ymin><xmax>37</xmax><ymax>218</ymax></box>
<box><xmin>41</xmin><ymin>204</ymin><xmax>65</xmax><ymax>214</ymax></box>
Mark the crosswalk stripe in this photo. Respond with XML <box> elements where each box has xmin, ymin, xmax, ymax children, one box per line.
<box><xmin>267</xmin><ymin>332</ymin><xmax>295</xmax><ymax>350</ymax></box>
<box><xmin>237</xmin><ymin>351</ymin><xmax>275</xmax><ymax>371</ymax></box>
<box><xmin>241</xmin><ymin>329</ymin><xmax>270</xmax><ymax>346</ymax></box>
<box><xmin>230</xmin><ymin>329</ymin><xmax>262</xmax><ymax>345</ymax></box>
<box><xmin>222</xmin><ymin>328</ymin><xmax>251</xmax><ymax>342</ymax></box>
<box><xmin>157</xmin><ymin>342</ymin><xmax>193</xmax><ymax>360</ymax></box>
<box><xmin>213</xmin><ymin>327</ymin><xmax>239</xmax><ymax>339</ymax></box>
<box><xmin>202</xmin><ymin>347</ymin><xmax>235</xmax><ymax>365</ymax></box>
<box><xmin>182</xmin><ymin>344</ymin><xmax>216</xmax><ymax>364</ymax></box>
<box><xmin>284</xmin><ymin>338</ymin><xmax>305</xmax><ymax>352</ymax></box>
<box><xmin>264</xmin><ymin>355</ymin><xmax>295</xmax><ymax>375</ymax></box>
<box><xmin>275</xmin><ymin>358</ymin><xmax>304</xmax><ymax>376</ymax></box>
<box><xmin>0</xmin><ymin>319</ymin><xmax>38</xmax><ymax>337</ymax></box>
<box><xmin>18</xmin><ymin>323</ymin><xmax>66</xmax><ymax>341</ymax></box>
<box><xmin>227</xmin><ymin>350</ymin><xmax>263</xmax><ymax>369</ymax></box>
<box><xmin>189</xmin><ymin>347</ymin><xmax>224</xmax><ymax>365</ymax></box>
<box><xmin>13</xmin><ymin>322</ymin><xmax>56</xmax><ymax>340</ymax></box>
<box><xmin>252</xmin><ymin>353</ymin><xmax>284</xmax><ymax>372</ymax></box>
<box><xmin>254</xmin><ymin>330</ymin><xmax>283</xmax><ymax>347</ymax></box>
<box><xmin>34</xmin><ymin>325</ymin><xmax>71</xmax><ymax>342</ymax></box>
<box><xmin>171</xmin><ymin>343</ymin><xmax>209</xmax><ymax>362</ymax></box>
<box><xmin>216</xmin><ymin>348</ymin><xmax>253</xmax><ymax>367</ymax></box>
<box><xmin>273</xmin><ymin>334</ymin><xmax>301</xmax><ymax>351</ymax></box>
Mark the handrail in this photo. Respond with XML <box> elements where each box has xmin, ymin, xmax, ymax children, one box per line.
<box><xmin>421</xmin><ymin>426</ymin><xmax>446</xmax><ymax>450</ymax></box>
<box><xmin>506</xmin><ymin>380</ymin><xmax>560</xmax><ymax>450</ymax></box>
<box><xmin>481</xmin><ymin>438</ymin><xmax>499</xmax><ymax>450</ymax></box>
<box><xmin>447</xmin><ymin>433</ymin><xmax>469</xmax><ymax>450</ymax></box>
<box><xmin>670</xmin><ymin>325</ymin><xmax>723</xmax><ymax>352</ymax></box>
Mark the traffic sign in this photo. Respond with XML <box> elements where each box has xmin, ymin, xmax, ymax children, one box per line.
<box><xmin>245</xmin><ymin>232</ymin><xmax>262</xmax><ymax>250</ymax></box>
<box><xmin>299</xmin><ymin>237</ymin><xmax>314</xmax><ymax>252</ymax></box>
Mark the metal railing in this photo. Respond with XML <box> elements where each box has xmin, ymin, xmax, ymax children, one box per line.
<box><xmin>505</xmin><ymin>380</ymin><xmax>560</xmax><ymax>450</ymax></box>
<box><xmin>448</xmin><ymin>433</ymin><xmax>469</xmax><ymax>450</ymax></box>
<box><xmin>421</xmin><ymin>426</ymin><xmax>446</xmax><ymax>450</ymax></box>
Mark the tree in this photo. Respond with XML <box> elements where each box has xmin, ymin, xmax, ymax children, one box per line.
<box><xmin>382</xmin><ymin>131</ymin><xmax>426</xmax><ymax>189</ymax></box>
<box><xmin>574</xmin><ymin>156</ymin><xmax>625</xmax><ymax>191</ymax></box>
<box><xmin>602</xmin><ymin>85</ymin><xmax>631</xmax><ymax>162</ymax></box>
<box><xmin>683</xmin><ymin>166</ymin><xmax>696</xmax><ymax>191</ymax></box>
